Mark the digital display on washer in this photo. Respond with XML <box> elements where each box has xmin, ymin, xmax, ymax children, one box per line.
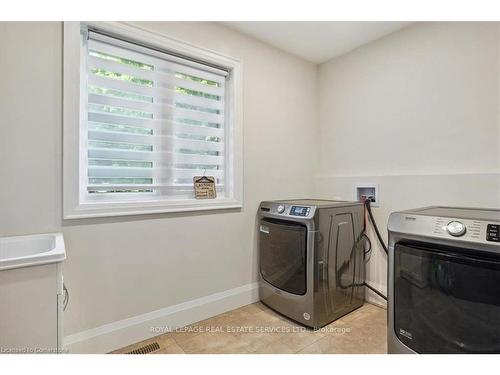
<box><xmin>290</xmin><ymin>206</ymin><xmax>310</xmax><ymax>216</ymax></box>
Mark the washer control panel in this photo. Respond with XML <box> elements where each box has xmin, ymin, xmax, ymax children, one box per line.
<box><xmin>269</xmin><ymin>203</ymin><xmax>314</xmax><ymax>218</ymax></box>
<box><xmin>289</xmin><ymin>206</ymin><xmax>311</xmax><ymax>217</ymax></box>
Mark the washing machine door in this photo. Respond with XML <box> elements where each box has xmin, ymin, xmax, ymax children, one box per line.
<box><xmin>259</xmin><ymin>218</ymin><xmax>307</xmax><ymax>295</ymax></box>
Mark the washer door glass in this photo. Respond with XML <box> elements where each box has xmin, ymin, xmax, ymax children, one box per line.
<box><xmin>394</xmin><ymin>242</ymin><xmax>500</xmax><ymax>353</ymax></box>
<box><xmin>259</xmin><ymin>218</ymin><xmax>307</xmax><ymax>295</ymax></box>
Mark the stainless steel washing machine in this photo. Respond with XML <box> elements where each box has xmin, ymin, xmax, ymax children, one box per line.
<box><xmin>388</xmin><ymin>206</ymin><xmax>500</xmax><ymax>353</ymax></box>
<box><xmin>258</xmin><ymin>199</ymin><xmax>365</xmax><ymax>328</ymax></box>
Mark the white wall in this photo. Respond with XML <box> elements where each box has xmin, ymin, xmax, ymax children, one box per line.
<box><xmin>315</xmin><ymin>22</ymin><xmax>500</xmax><ymax>305</ymax></box>
<box><xmin>0</xmin><ymin>22</ymin><xmax>319</xmax><ymax>351</ymax></box>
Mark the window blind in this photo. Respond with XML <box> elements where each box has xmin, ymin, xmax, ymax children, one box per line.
<box><xmin>83</xmin><ymin>31</ymin><xmax>227</xmax><ymax>199</ymax></box>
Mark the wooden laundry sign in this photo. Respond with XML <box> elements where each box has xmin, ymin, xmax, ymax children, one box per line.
<box><xmin>193</xmin><ymin>176</ymin><xmax>217</xmax><ymax>199</ymax></box>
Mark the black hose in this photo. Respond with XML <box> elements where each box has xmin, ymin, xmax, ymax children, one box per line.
<box><xmin>362</xmin><ymin>233</ymin><xmax>372</xmax><ymax>257</ymax></box>
<box><xmin>362</xmin><ymin>200</ymin><xmax>388</xmax><ymax>300</ymax></box>
<box><xmin>335</xmin><ymin>232</ymin><xmax>388</xmax><ymax>300</ymax></box>
<box><xmin>336</xmin><ymin>203</ymin><xmax>389</xmax><ymax>300</ymax></box>
<box><xmin>364</xmin><ymin>200</ymin><xmax>388</xmax><ymax>254</ymax></box>
<box><xmin>364</xmin><ymin>282</ymin><xmax>387</xmax><ymax>301</ymax></box>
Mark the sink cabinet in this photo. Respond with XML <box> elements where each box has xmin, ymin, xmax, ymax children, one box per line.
<box><xmin>0</xmin><ymin>233</ymin><xmax>65</xmax><ymax>354</ymax></box>
<box><xmin>0</xmin><ymin>263</ymin><xmax>63</xmax><ymax>354</ymax></box>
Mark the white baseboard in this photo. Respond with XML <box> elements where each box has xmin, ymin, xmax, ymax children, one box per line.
<box><xmin>64</xmin><ymin>282</ymin><xmax>260</xmax><ymax>354</ymax></box>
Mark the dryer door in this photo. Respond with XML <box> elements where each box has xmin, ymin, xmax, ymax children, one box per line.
<box><xmin>394</xmin><ymin>242</ymin><xmax>500</xmax><ymax>353</ymax></box>
<box><xmin>259</xmin><ymin>218</ymin><xmax>307</xmax><ymax>295</ymax></box>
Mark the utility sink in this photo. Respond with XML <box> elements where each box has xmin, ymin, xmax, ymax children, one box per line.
<box><xmin>0</xmin><ymin>232</ymin><xmax>66</xmax><ymax>352</ymax></box>
<box><xmin>0</xmin><ymin>232</ymin><xmax>66</xmax><ymax>271</ymax></box>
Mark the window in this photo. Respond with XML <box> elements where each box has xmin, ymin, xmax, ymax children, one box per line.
<box><xmin>63</xmin><ymin>22</ymin><xmax>242</xmax><ymax>218</ymax></box>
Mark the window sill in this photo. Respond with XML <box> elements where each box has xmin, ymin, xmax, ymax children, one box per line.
<box><xmin>63</xmin><ymin>198</ymin><xmax>242</xmax><ymax>219</ymax></box>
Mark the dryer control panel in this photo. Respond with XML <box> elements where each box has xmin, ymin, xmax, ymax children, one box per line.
<box><xmin>487</xmin><ymin>224</ymin><xmax>500</xmax><ymax>242</ymax></box>
<box><xmin>389</xmin><ymin>211</ymin><xmax>500</xmax><ymax>249</ymax></box>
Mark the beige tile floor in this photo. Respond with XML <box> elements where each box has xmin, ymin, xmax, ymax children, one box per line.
<box><xmin>113</xmin><ymin>302</ymin><xmax>387</xmax><ymax>354</ymax></box>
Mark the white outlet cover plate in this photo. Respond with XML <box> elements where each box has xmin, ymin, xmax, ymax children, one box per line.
<box><xmin>354</xmin><ymin>184</ymin><xmax>379</xmax><ymax>207</ymax></box>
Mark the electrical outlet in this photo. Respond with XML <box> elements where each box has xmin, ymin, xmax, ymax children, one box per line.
<box><xmin>355</xmin><ymin>184</ymin><xmax>379</xmax><ymax>207</ymax></box>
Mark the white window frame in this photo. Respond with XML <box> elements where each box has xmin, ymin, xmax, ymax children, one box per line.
<box><xmin>63</xmin><ymin>22</ymin><xmax>243</xmax><ymax>219</ymax></box>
